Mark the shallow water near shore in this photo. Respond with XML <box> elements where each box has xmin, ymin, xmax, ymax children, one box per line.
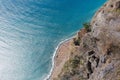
<box><xmin>0</xmin><ymin>0</ymin><xmax>106</xmax><ymax>80</ymax></box>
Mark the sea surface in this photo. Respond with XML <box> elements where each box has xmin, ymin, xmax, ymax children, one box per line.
<box><xmin>0</xmin><ymin>0</ymin><xmax>106</xmax><ymax>80</ymax></box>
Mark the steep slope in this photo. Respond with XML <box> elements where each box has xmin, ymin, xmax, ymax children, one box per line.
<box><xmin>51</xmin><ymin>0</ymin><xmax>120</xmax><ymax>80</ymax></box>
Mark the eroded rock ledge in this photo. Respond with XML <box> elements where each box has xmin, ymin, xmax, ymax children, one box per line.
<box><xmin>51</xmin><ymin>0</ymin><xmax>120</xmax><ymax>80</ymax></box>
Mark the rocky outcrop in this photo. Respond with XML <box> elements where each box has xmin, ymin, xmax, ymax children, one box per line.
<box><xmin>51</xmin><ymin>0</ymin><xmax>120</xmax><ymax>80</ymax></box>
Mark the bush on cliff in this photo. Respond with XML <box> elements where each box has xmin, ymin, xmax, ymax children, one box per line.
<box><xmin>83</xmin><ymin>22</ymin><xmax>91</xmax><ymax>32</ymax></box>
<box><xmin>73</xmin><ymin>38</ymin><xmax>80</xmax><ymax>46</ymax></box>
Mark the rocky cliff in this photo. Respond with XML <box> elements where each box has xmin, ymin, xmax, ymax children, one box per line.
<box><xmin>51</xmin><ymin>0</ymin><xmax>120</xmax><ymax>80</ymax></box>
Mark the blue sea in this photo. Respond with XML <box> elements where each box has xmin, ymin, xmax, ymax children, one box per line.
<box><xmin>0</xmin><ymin>0</ymin><xmax>106</xmax><ymax>80</ymax></box>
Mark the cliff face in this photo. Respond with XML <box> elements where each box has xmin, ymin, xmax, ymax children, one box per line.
<box><xmin>52</xmin><ymin>0</ymin><xmax>120</xmax><ymax>80</ymax></box>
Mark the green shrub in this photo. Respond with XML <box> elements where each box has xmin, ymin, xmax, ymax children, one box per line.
<box><xmin>83</xmin><ymin>22</ymin><xmax>91</xmax><ymax>32</ymax></box>
<box><xmin>73</xmin><ymin>38</ymin><xmax>80</xmax><ymax>46</ymax></box>
<box><xmin>70</xmin><ymin>56</ymin><xmax>80</xmax><ymax>68</ymax></box>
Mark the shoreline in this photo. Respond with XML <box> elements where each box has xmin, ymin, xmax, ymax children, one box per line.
<box><xmin>44</xmin><ymin>35</ymin><xmax>76</xmax><ymax>80</ymax></box>
<box><xmin>43</xmin><ymin>0</ymin><xmax>119</xmax><ymax>79</ymax></box>
<box><xmin>44</xmin><ymin>5</ymin><xmax>103</xmax><ymax>79</ymax></box>
<box><xmin>44</xmin><ymin>3</ymin><xmax>104</xmax><ymax>80</ymax></box>
<box><xmin>47</xmin><ymin>27</ymin><xmax>88</xmax><ymax>80</ymax></box>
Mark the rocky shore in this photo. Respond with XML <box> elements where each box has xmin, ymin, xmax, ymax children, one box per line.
<box><xmin>50</xmin><ymin>0</ymin><xmax>120</xmax><ymax>80</ymax></box>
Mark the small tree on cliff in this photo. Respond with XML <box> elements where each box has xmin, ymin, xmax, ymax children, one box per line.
<box><xmin>83</xmin><ymin>22</ymin><xmax>91</xmax><ymax>32</ymax></box>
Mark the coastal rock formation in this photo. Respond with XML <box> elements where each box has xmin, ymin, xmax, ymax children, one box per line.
<box><xmin>50</xmin><ymin>0</ymin><xmax>120</xmax><ymax>80</ymax></box>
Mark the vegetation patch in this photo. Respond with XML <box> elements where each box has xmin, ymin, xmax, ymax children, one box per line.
<box><xmin>83</xmin><ymin>22</ymin><xmax>91</xmax><ymax>32</ymax></box>
<box><xmin>73</xmin><ymin>38</ymin><xmax>80</xmax><ymax>46</ymax></box>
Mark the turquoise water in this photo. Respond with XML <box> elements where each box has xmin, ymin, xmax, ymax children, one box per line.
<box><xmin>0</xmin><ymin>0</ymin><xmax>106</xmax><ymax>80</ymax></box>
